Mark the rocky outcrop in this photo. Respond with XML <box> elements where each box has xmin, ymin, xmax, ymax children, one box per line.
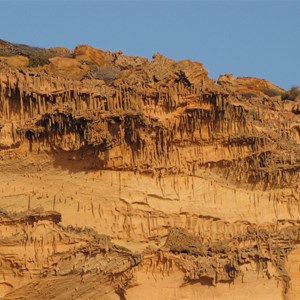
<box><xmin>0</xmin><ymin>39</ymin><xmax>299</xmax><ymax>299</ymax></box>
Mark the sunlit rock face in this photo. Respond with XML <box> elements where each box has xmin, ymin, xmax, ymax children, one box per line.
<box><xmin>0</xmin><ymin>39</ymin><xmax>299</xmax><ymax>300</ymax></box>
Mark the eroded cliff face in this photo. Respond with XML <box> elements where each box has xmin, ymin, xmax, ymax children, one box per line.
<box><xmin>0</xmin><ymin>39</ymin><xmax>299</xmax><ymax>300</ymax></box>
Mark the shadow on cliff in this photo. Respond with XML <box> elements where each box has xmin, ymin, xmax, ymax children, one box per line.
<box><xmin>181</xmin><ymin>277</ymin><xmax>214</xmax><ymax>287</ymax></box>
<box><xmin>49</xmin><ymin>146</ymin><xmax>107</xmax><ymax>174</ymax></box>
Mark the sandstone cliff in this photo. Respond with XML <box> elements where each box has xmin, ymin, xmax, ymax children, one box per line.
<box><xmin>0</xmin><ymin>39</ymin><xmax>299</xmax><ymax>300</ymax></box>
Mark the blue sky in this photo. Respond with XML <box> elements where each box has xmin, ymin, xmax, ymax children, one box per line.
<box><xmin>1</xmin><ymin>0</ymin><xmax>299</xmax><ymax>89</ymax></box>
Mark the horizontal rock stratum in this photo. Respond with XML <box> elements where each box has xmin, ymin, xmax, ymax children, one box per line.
<box><xmin>0</xmin><ymin>39</ymin><xmax>299</xmax><ymax>300</ymax></box>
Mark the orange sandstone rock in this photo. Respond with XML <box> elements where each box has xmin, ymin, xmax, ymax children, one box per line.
<box><xmin>0</xmin><ymin>39</ymin><xmax>299</xmax><ymax>300</ymax></box>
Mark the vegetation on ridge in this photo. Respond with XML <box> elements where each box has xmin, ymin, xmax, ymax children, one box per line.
<box><xmin>0</xmin><ymin>38</ymin><xmax>70</xmax><ymax>67</ymax></box>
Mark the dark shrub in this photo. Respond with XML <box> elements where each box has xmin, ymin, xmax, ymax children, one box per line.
<box><xmin>88</xmin><ymin>65</ymin><xmax>120</xmax><ymax>84</ymax></box>
<box><xmin>28</xmin><ymin>53</ymin><xmax>51</xmax><ymax>67</ymax></box>
<box><xmin>262</xmin><ymin>88</ymin><xmax>282</xmax><ymax>97</ymax></box>
<box><xmin>282</xmin><ymin>86</ymin><xmax>300</xmax><ymax>101</ymax></box>
<box><xmin>0</xmin><ymin>49</ymin><xmax>15</xmax><ymax>57</ymax></box>
<box><xmin>242</xmin><ymin>92</ymin><xmax>257</xmax><ymax>99</ymax></box>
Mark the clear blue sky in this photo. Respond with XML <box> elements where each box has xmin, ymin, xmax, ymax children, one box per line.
<box><xmin>1</xmin><ymin>0</ymin><xmax>299</xmax><ymax>89</ymax></box>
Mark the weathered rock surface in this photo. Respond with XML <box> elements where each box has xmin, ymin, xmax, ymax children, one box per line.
<box><xmin>0</xmin><ymin>39</ymin><xmax>299</xmax><ymax>299</ymax></box>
